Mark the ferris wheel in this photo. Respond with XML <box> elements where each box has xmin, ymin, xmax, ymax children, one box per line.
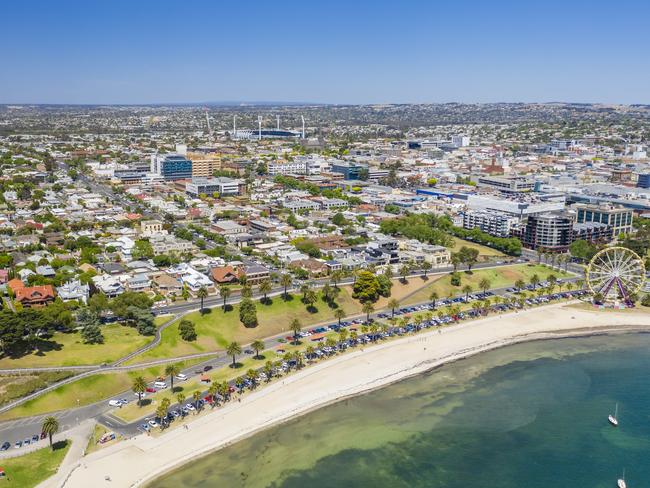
<box><xmin>586</xmin><ymin>247</ymin><xmax>646</xmax><ymax>303</ymax></box>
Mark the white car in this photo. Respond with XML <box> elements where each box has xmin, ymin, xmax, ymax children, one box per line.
<box><xmin>175</xmin><ymin>373</ymin><xmax>187</xmax><ymax>381</ymax></box>
<box><xmin>108</xmin><ymin>399</ymin><xmax>122</xmax><ymax>407</ymax></box>
<box><xmin>148</xmin><ymin>420</ymin><xmax>159</xmax><ymax>428</ymax></box>
<box><xmin>153</xmin><ymin>381</ymin><xmax>168</xmax><ymax>389</ymax></box>
<box><xmin>185</xmin><ymin>403</ymin><xmax>196</xmax><ymax>411</ymax></box>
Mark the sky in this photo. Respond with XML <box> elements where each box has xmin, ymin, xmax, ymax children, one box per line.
<box><xmin>2</xmin><ymin>0</ymin><xmax>650</xmax><ymax>105</ymax></box>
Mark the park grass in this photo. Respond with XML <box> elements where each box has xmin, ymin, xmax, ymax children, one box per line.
<box><xmin>0</xmin><ymin>359</ymin><xmax>205</xmax><ymax>421</ymax></box>
<box><xmin>450</xmin><ymin>237</ymin><xmax>505</xmax><ymax>260</ymax></box>
<box><xmin>127</xmin><ymin>279</ymin><xmax>432</xmax><ymax>365</ymax></box>
<box><xmin>0</xmin><ymin>372</ymin><xmax>74</xmax><ymax>407</ymax></box>
<box><xmin>0</xmin><ymin>325</ymin><xmax>152</xmax><ymax>369</ymax></box>
<box><xmin>0</xmin><ymin>440</ymin><xmax>70</xmax><ymax>487</ymax></box>
<box><xmin>401</xmin><ymin>264</ymin><xmax>571</xmax><ymax>306</ymax></box>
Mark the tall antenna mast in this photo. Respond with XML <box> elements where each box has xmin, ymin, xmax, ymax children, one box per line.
<box><xmin>205</xmin><ymin>109</ymin><xmax>212</xmax><ymax>134</ymax></box>
<box><xmin>301</xmin><ymin>115</ymin><xmax>305</xmax><ymax>139</ymax></box>
<box><xmin>276</xmin><ymin>115</ymin><xmax>280</xmax><ymax>130</ymax></box>
<box><xmin>233</xmin><ymin>115</ymin><xmax>237</xmax><ymax>137</ymax></box>
<box><xmin>258</xmin><ymin>115</ymin><xmax>262</xmax><ymax>140</ymax></box>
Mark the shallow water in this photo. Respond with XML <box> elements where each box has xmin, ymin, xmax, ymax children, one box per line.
<box><xmin>150</xmin><ymin>334</ymin><xmax>650</xmax><ymax>488</ymax></box>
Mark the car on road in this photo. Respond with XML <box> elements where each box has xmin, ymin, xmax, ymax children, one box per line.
<box><xmin>31</xmin><ymin>435</ymin><xmax>39</xmax><ymax>443</ymax></box>
<box><xmin>203</xmin><ymin>365</ymin><xmax>213</xmax><ymax>372</ymax></box>
<box><xmin>153</xmin><ymin>381</ymin><xmax>168</xmax><ymax>389</ymax></box>
<box><xmin>175</xmin><ymin>373</ymin><xmax>188</xmax><ymax>381</ymax></box>
<box><xmin>108</xmin><ymin>399</ymin><xmax>123</xmax><ymax>407</ymax></box>
<box><xmin>23</xmin><ymin>438</ymin><xmax>30</xmax><ymax>446</ymax></box>
<box><xmin>0</xmin><ymin>442</ymin><xmax>10</xmax><ymax>451</ymax></box>
<box><xmin>146</xmin><ymin>387</ymin><xmax>156</xmax><ymax>393</ymax></box>
<box><xmin>14</xmin><ymin>441</ymin><xmax>21</xmax><ymax>449</ymax></box>
<box><xmin>148</xmin><ymin>420</ymin><xmax>159</xmax><ymax>428</ymax></box>
<box><xmin>185</xmin><ymin>403</ymin><xmax>196</xmax><ymax>411</ymax></box>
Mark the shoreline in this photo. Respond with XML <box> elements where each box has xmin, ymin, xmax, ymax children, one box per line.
<box><xmin>43</xmin><ymin>303</ymin><xmax>650</xmax><ymax>488</ymax></box>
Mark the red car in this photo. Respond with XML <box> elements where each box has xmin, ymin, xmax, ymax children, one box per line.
<box><xmin>146</xmin><ymin>387</ymin><xmax>156</xmax><ymax>393</ymax></box>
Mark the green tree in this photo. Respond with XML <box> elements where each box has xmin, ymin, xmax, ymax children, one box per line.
<box><xmin>41</xmin><ymin>416</ymin><xmax>59</xmax><ymax>450</ymax></box>
<box><xmin>429</xmin><ymin>290</ymin><xmax>439</xmax><ymax>309</ymax></box>
<box><xmin>352</xmin><ymin>270</ymin><xmax>380</xmax><ymax>303</ymax></box>
<box><xmin>77</xmin><ymin>307</ymin><xmax>104</xmax><ymax>344</ymax></box>
<box><xmin>219</xmin><ymin>285</ymin><xmax>231</xmax><ymax>310</ymax></box>
<box><xmin>259</xmin><ymin>279</ymin><xmax>272</xmax><ymax>303</ymax></box>
<box><xmin>290</xmin><ymin>318</ymin><xmax>302</xmax><ymax>344</ymax></box>
<box><xmin>227</xmin><ymin>341</ymin><xmax>242</xmax><ymax>367</ymax></box>
<box><xmin>462</xmin><ymin>284</ymin><xmax>473</xmax><ymax>302</ymax></box>
<box><xmin>251</xmin><ymin>339</ymin><xmax>265</xmax><ymax>359</ymax></box>
<box><xmin>179</xmin><ymin>319</ymin><xmax>197</xmax><ymax>341</ymax></box>
<box><xmin>303</xmin><ymin>289</ymin><xmax>317</xmax><ymax>310</ymax></box>
<box><xmin>334</xmin><ymin>308</ymin><xmax>346</xmax><ymax>325</ymax></box>
<box><xmin>132</xmin><ymin>376</ymin><xmax>147</xmax><ymax>406</ymax></box>
<box><xmin>387</xmin><ymin>298</ymin><xmax>399</xmax><ymax>317</ymax></box>
<box><xmin>399</xmin><ymin>264</ymin><xmax>410</xmax><ymax>282</ymax></box>
<box><xmin>280</xmin><ymin>274</ymin><xmax>292</xmax><ymax>299</ymax></box>
<box><xmin>478</xmin><ymin>277</ymin><xmax>491</xmax><ymax>294</ymax></box>
<box><xmin>362</xmin><ymin>301</ymin><xmax>375</xmax><ymax>322</ymax></box>
<box><xmin>515</xmin><ymin>279</ymin><xmax>525</xmax><ymax>291</ymax></box>
<box><xmin>165</xmin><ymin>363</ymin><xmax>180</xmax><ymax>392</ymax></box>
<box><xmin>196</xmin><ymin>286</ymin><xmax>208</xmax><ymax>312</ymax></box>
<box><xmin>530</xmin><ymin>274</ymin><xmax>540</xmax><ymax>289</ymax></box>
<box><xmin>239</xmin><ymin>298</ymin><xmax>258</xmax><ymax>327</ymax></box>
<box><xmin>421</xmin><ymin>260</ymin><xmax>432</xmax><ymax>278</ymax></box>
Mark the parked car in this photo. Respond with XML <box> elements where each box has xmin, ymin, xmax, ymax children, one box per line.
<box><xmin>146</xmin><ymin>387</ymin><xmax>156</xmax><ymax>393</ymax></box>
<box><xmin>175</xmin><ymin>373</ymin><xmax>188</xmax><ymax>381</ymax></box>
<box><xmin>108</xmin><ymin>399</ymin><xmax>123</xmax><ymax>407</ymax></box>
<box><xmin>0</xmin><ymin>442</ymin><xmax>10</xmax><ymax>451</ymax></box>
<box><xmin>153</xmin><ymin>381</ymin><xmax>167</xmax><ymax>389</ymax></box>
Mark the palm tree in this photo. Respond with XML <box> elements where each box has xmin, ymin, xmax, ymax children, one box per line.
<box><xmin>219</xmin><ymin>285</ymin><xmax>231</xmax><ymax>310</ymax></box>
<box><xmin>330</xmin><ymin>270</ymin><xmax>343</xmax><ymax>288</ymax></box>
<box><xmin>300</xmin><ymin>283</ymin><xmax>310</xmax><ymax>300</ymax></box>
<box><xmin>246</xmin><ymin>368</ymin><xmax>258</xmax><ymax>386</ymax></box>
<box><xmin>478</xmin><ymin>278</ymin><xmax>491</xmax><ymax>294</ymax></box>
<box><xmin>165</xmin><ymin>363</ymin><xmax>180</xmax><ymax>392</ymax></box>
<box><xmin>290</xmin><ymin>318</ymin><xmax>302</xmax><ymax>343</ymax></box>
<box><xmin>421</xmin><ymin>261</ymin><xmax>432</xmax><ymax>278</ymax></box>
<box><xmin>259</xmin><ymin>279</ymin><xmax>272</xmax><ymax>303</ymax></box>
<box><xmin>263</xmin><ymin>361</ymin><xmax>274</xmax><ymax>380</ymax></box>
<box><xmin>334</xmin><ymin>308</ymin><xmax>346</xmax><ymax>326</ymax></box>
<box><xmin>177</xmin><ymin>392</ymin><xmax>186</xmax><ymax>409</ymax></box>
<box><xmin>338</xmin><ymin>328</ymin><xmax>349</xmax><ymax>345</ymax></box>
<box><xmin>207</xmin><ymin>383</ymin><xmax>218</xmax><ymax>406</ymax></box>
<box><xmin>387</xmin><ymin>298</ymin><xmax>400</xmax><ymax>317</ymax></box>
<box><xmin>251</xmin><ymin>339</ymin><xmax>265</xmax><ymax>359</ymax></box>
<box><xmin>362</xmin><ymin>301</ymin><xmax>375</xmax><ymax>323</ymax></box>
<box><xmin>430</xmin><ymin>291</ymin><xmax>439</xmax><ymax>309</ymax></box>
<box><xmin>413</xmin><ymin>315</ymin><xmax>423</xmax><ymax>333</ymax></box>
<box><xmin>530</xmin><ymin>274</ymin><xmax>540</xmax><ymax>289</ymax></box>
<box><xmin>226</xmin><ymin>341</ymin><xmax>242</xmax><ymax>368</ymax></box>
<box><xmin>197</xmin><ymin>286</ymin><xmax>208</xmax><ymax>312</ymax></box>
<box><xmin>548</xmin><ymin>274</ymin><xmax>558</xmax><ymax>289</ymax></box>
<box><xmin>325</xmin><ymin>336</ymin><xmax>338</xmax><ymax>350</ymax></box>
<box><xmin>132</xmin><ymin>376</ymin><xmax>147</xmax><ymax>407</ymax></box>
<box><xmin>350</xmin><ymin>330</ymin><xmax>358</xmax><ymax>344</ymax></box>
<box><xmin>462</xmin><ymin>284</ymin><xmax>473</xmax><ymax>302</ymax></box>
<box><xmin>514</xmin><ymin>279</ymin><xmax>525</xmax><ymax>292</ymax></box>
<box><xmin>192</xmin><ymin>391</ymin><xmax>201</xmax><ymax>412</ymax></box>
<box><xmin>42</xmin><ymin>416</ymin><xmax>59</xmax><ymax>449</ymax></box>
<box><xmin>399</xmin><ymin>264</ymin><xmax>410</xmax><ymax>282</ymax></box>
<box><xmin>280</xmin><ymin>274</ymin><xmax>292</xmax><ymax>299</ymax></box>
<box><xmin>566</xmin><ymin>281</ymin><xmax>574</xmax><ymax>292</ymax></box>
<box><xmin>305</xmin><ymin>345</ymin><xmax>315</xmax><ymax>363</ymax></box>
<box><xmin>241</xmin><ymin>284</ymin><xmax>252</xmax><ymax>298</ymax></box>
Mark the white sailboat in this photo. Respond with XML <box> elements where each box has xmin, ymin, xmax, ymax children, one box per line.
<box><xmin>608</xmin><ymin>403</ymin><xmax>619</xmax><ymax>426</ymax></box>
<box><xmin>617</xmin><ymin>468</ymin><xmax>626</xmax><ymax>488</ymax></box>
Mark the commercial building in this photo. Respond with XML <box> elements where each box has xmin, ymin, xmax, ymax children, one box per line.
<box><xmin>331</xmin><ymin>161</ymin><xmax>368</xmax><ymax>180</ymax></box>
<box><xmin>185</xmin><ymin>177</ymin><xmax>244</xmax><ymax>197</ymax></box>
<box><xmin>462</xmin><ymin>210</ymin><xmax>519</xmax><ymax>238</ymax></box>
<box><xmin>574</xmin><ymin>203</ymin><xmax>633</xmax><ymax>237</ymax></box>
<box><xmin>151</xmin><ymin>154</ymin><xmax>193</xmax><ymax>181</ymax></box>
<box><xmin>475</xmin><ymin>175</ymin><xmax>536</xmax><ymax>193</ymax></box>
<box><xmin>572</xmin><ymin>222</ymin><xmax>613</xmax><ymax>243</ymax></box>
<box><xmin>465</xmin><ymin>194</ymin><xmax>565</xmax><ymax>218</ymax></box>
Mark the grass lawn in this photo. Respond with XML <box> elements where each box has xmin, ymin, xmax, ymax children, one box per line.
<box><xmin>128</xmin><ymin>279</ymin><xmax>432</xmax><ymax>365</ymax></box>
<box><xmin>0</xmin><ymin>359</ymin><xmax>204</xmax><ymax>421</ymax></box>
<box><xmin>0</xmin><ymin>325</ymin><xmax>152</xmax><ymax>369</ymax></box>
<box><xmin>402</xmin><ymin>264</ymin><xmax>571</xmax><ymax>306</ymax></box>
<box><xmin>450</xmin><ymin>237</ymin><xmax>505</xmax><ymax>260</ymax></box>
<box><xmin>0</xmin><ymin>440</ymin><xmax>70</xmax><ymax>487</ymax></box>
<box><xmin>0</xmin><ymin>372</ymin><xmax>73</xmax><ymax>407</ymax></box>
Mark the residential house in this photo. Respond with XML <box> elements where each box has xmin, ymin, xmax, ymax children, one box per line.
<box><xmin>152</xmin><ymin>272</ymin><xmax>183</xmax><ymax>296</ymax></box>
<box><xmin>127</xmin><ymin>273</ymin><xmax>151</xmax><ymax>291</ymax></box>
<box><xmin>238</xmin><ymin>264</ymin><xmax>270</xmax><ymax>285</ymax></box>
<box><xmin>15</xmin><ymin>284</ymin><xmax>56</xmax><ymax>307</ymax></box>
<box><xmin>91</xmin><ymin>275</ymin><xmax>125</xmax><ymax>297</ymax></box>
<box><xmin>210</xmin><ymin>265</ymin><xmax>239</xmax><ymax>284</ymax></box>
<box><xmin>289</xmin><ymin>258</ymin><xmax>329</xmax><ymax>277</ymax></box>
<box><xmin>57</xmin><ymin>280</ymin><xmax>90</xmax><ymax>303</ymax></box>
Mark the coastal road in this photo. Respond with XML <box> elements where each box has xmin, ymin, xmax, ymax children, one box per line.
<box><xmin>0</xmin><ymin>272</ymin><xmax>581</xmax><ymax>449</ymax></box>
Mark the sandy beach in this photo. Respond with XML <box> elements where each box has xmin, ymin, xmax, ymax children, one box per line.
<box><xmin>42</xmin><ymin>302</ymin><xmax>650</xmax><ymax>488</ymax></box>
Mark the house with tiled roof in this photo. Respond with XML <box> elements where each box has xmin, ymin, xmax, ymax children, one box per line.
<box><xmin>15</xmin><ymin>284</ymin><xmax>56</xmax><ymax>307</ymax></box>
<box><xmin>210</xmin><ymin>265</ymin><xmax>239</xmax><ymax>284</ymax></box>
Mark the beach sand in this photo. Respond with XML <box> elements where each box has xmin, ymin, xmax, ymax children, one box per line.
<box><xmin>43</xmin><ymin>303</ymin><xmax>650</xmax><ymax>488</ymax></box>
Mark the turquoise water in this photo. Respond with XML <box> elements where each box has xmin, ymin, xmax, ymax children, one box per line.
<box><xmin>150</xmin><ymin>334</ymin><xmax>650</xmax><ymax>488</ymax></box>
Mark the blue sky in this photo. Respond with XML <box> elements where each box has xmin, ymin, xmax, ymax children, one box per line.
<box><xmin>2</xmin><ymin>0</ymin><xmax>649</xmax><ymax>104</ymax></box>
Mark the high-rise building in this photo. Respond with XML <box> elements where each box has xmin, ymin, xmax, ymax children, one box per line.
<box><xmin>574</xmin><ymin>203</ymin><xmax>633</xmax><ymax>237</ymax></box>
<box><xmin>151</xmin><ymin>154</ymin><xmax>193</xmax><ymax>181</ymax></box>
<box><xmin>187</xmin><ymin>152</ymin><xmax>221</xmax><ymax>178</ymax></box>
<box><xmin>513</xmin><ymin>213</ymin><xmax>573</xmax><ymax>251</ymax></box>
<box><xmin>637</xmin><ymin>173</ymin><xmax>650</xmax><ymax>189</ymax></box>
